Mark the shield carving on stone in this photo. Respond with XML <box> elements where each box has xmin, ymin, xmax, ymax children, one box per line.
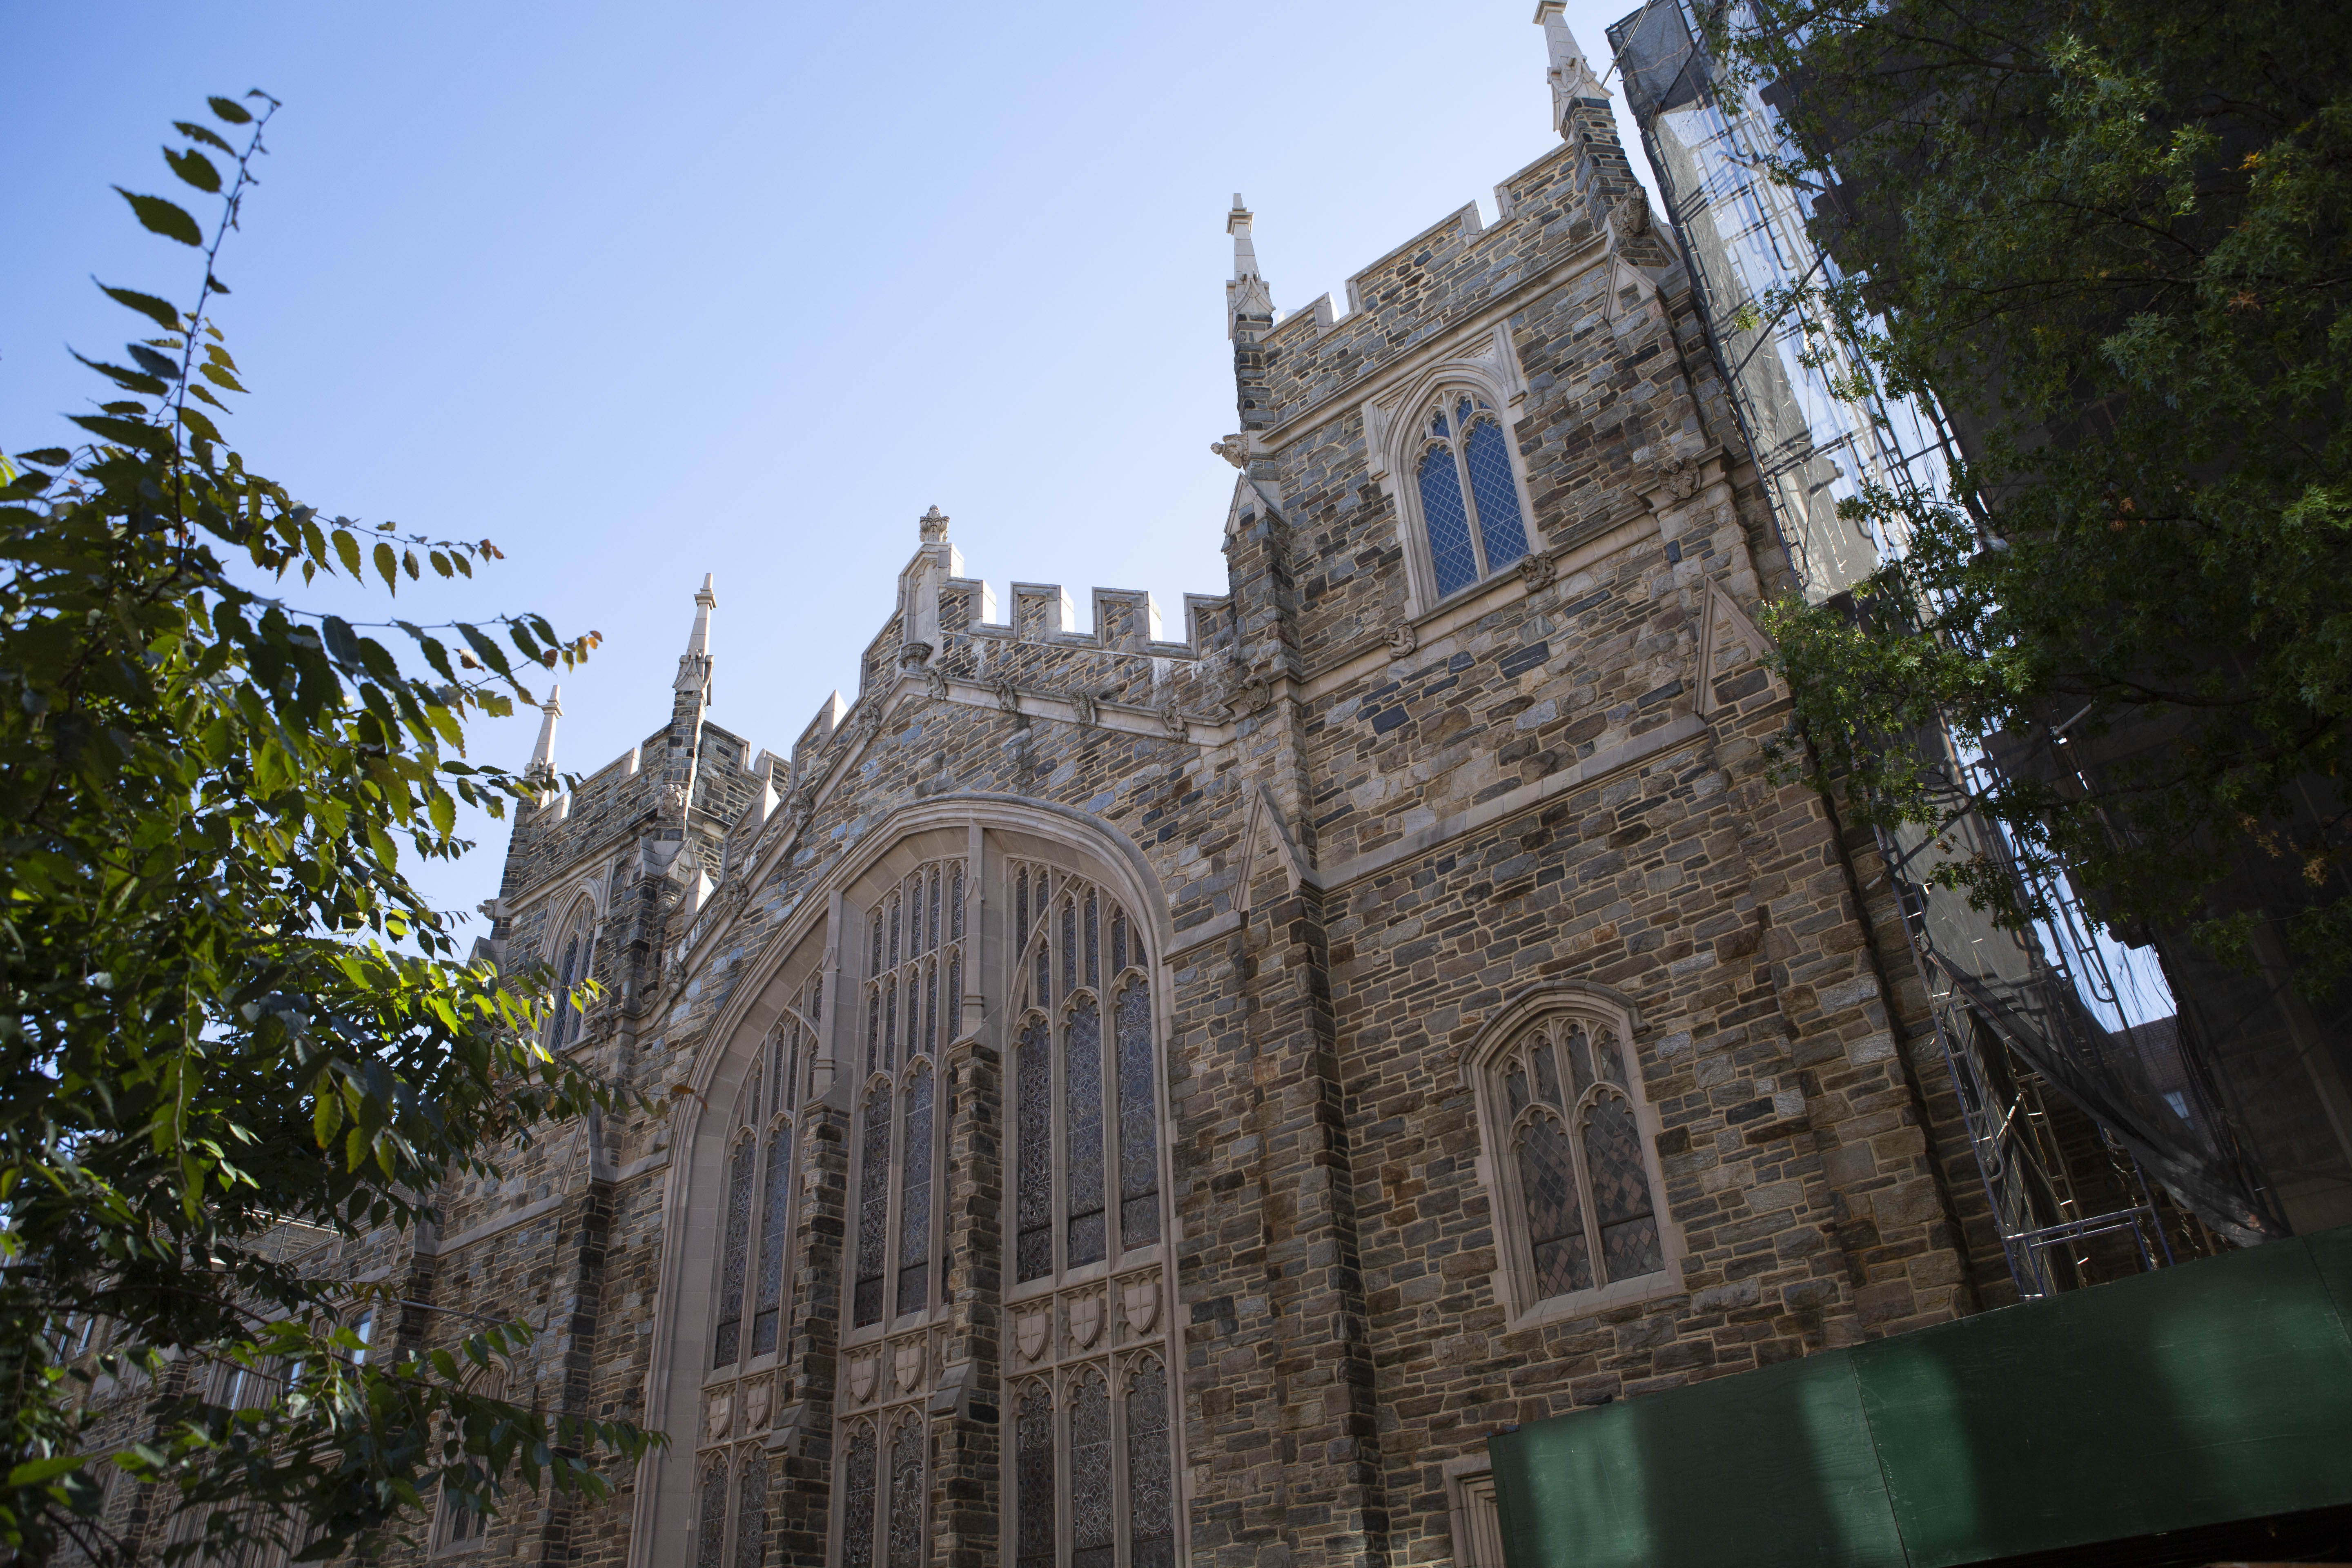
<box><xmin>1122</xmin><ymin>1279</ymin><xmax>1159</xmax><ymax>1336</ymax></box>
<box><xmin>849</xmin><ymin>1357</ymin><xmax>877</xmax><ymax>1405</ymax></box>
<box><xmin>704</xmin><ymin>1393</ymin><xmax>732</xmax><ymax>1446</ymax></box>
<box><xmin>743</xmin><ymin>1380</ymin><xmax>771</xmax><ymax>1432</ymax></box>
<box><xmin>1069</xmin><ymin>1294</ymin><xmax>1103</xmax><ymax>1350</ymax></box>
<box><xmin>893</xmin><ymin>1341</ymin><xmax>924</xmax><ymax>1394</ymax></box>
<box><xmin>1015</xmin><ymin>1312</ymin><xmax>1048</xmax><ymax>1364</ymax></box>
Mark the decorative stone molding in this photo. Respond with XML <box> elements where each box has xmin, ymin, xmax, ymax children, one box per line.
<box><xmin>893</xmin><ymin>1340</ymin><xmax>924</xmax><ymax>1395</ymax></box>
<box><xmin>1211</xmin><ymin>435</ymin><xmax>1249</xmax><ymax>470</ymax></box>
<box><xmin>704</xmin><ymin>1392</ymin><xmax>732</xmax><ymax>1445</ymax></box>
<box><xmin>741</xmin><ymin>1378</ymin><xmax>770</xmax><ymax>1432</ymax></box>
<box><xmin>898</xmin><ymin>640</ymin><xmax>933</xmax><ymax>671</ymax></box>
<box><xmin>1385</xmin><ymin>622</ymin><xmax>1418</xmax><ymax>659</ymax></box>
<box><xmin>1121</xmin><ymin>1278</ymin><xmax>1159</xmax><ymax>1336</ymax></box>
<box><xmin>993</xmin><ymin>678</ymin><xmax>1022</xmax><ymax>720</ymax></box>
<box><xmin>1015</xmin><ymin>1310</ymin><xmax>1049</xmax><ymax>1365</ymax></box>
<box><xmin>1157</xmin><ymin>699</ymin><xmax>1188</xmax><ymax>739</ymax></box>
<box><xmin>1070</xmin><ymin>689</ymin><xmax>1100</xmax><ymax>728</ymax></box>
<box><xmin>849</xmin><ymin>1355</ymin><xmax>878</xmax><ymax>1405</ymax></box>
<box><xmin>1068</xmin><ymin>1292</ymin><xmax>1104</xmax><ymax>1352</ymax></box>
<box><xmin>1519</xmin><ymin>551</ymin><xmax>1558</xmax><ymax>591</ymax></box>
<box><xmin>918</xmin><ymin>504</ymin><xmax>950</xmax><ymax>545</ymax></box>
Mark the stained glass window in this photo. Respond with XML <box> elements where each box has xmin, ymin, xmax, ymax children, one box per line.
<box><xmin>1117</xmin><ymin>979</ymin><xmax>1158</xmax><ymax>1249</ymax></box>
<box><xmin>713</xmin><ymin>1138</ymin><xmax>754</xmax><ymax>1367</ymax></box>
<box><xmin>1532</xmin><ymin>1038</ymin><xmax>1563</xmax><ymax>1108</ymax></box>
<box><xmin>854</xmin><ymin>1086</ymin><xmax>891</xmax><ymax>1327</ymax></box>
<box><xmin>923</xmin><ymin>961</ymin><xmax>938</xmax><ymax>1059</ymax></box>
<box><xmin>1016</xmin><ymin>1388</ymin><xmax>1055</xmax><ymax>1568</ymax></box>
<box><xmin>1127</xmin><ymin>1360</ymin><xmax>1174</xmax><ymax>1568</ymax></box>
<box><xmin>887</xmin><ymin>1418</ymin><xmax>924</xmax><ymax>1568</ymax></box>
<box><xmin>1069</xmin><ymin>1373</ymin><xmax>1114</xmax><ymax>1568</ymax></box>
<box><xmin>1062</xmin><ymin>901</ymin><xmax>1078</xmax><ymax>1002</ymax></box>
<box><xmin>752</xmin><ymin>1122</ymin><xmax>792</xmax><ymax>1356</ymax></box>
<box><xmin>950</xmin><ymin>865</ymin><xmax>964</xmax><ymax>940</ymax></box>
<box><xmin>1585</xmin><ymin>1096</ymin><xmax>1662</xmax><ymax>1279</ymax></box>
<box><xmin>1563</xmin><ymin>1022</ymin><xmax>1594</xmax><ymax>1098</ymax></box>
<box><xmin>695</xmin><ymin>1463</ymin><xmax>729</xmax><ymax>1568</ymax></box>
<box><xmin>1016</xmin><ymin>1017</ymin><xmax>1053</xmax><ymax>1282</ymax></box>
<box><xmin>1066</xmin><ymin>994</ymin><xmax>1106</xmax><ymax>1268</ymax></box>
<box><xmin>1419</xmin><ymin>445</ymin><xmax>1479</xmax><ymax>599</ymax></box>
<box><xmin>1464</xmin><ymin>417</ymin><xmax>1529</xmax><ymax>571</ymax></box>
<box><xmin>733</xmin><ymin>1452</ymin><xmax>767</xmax><ymax>1568</ymax></box>
<box><xmin>883</xmin><ymin>978</ymin><xmax>898</xmax><ymax>1073</ymax></box>
<box><xmin>1016</xmin><ymin>869</ymin><xmax>1029</xmax><ymax>942</ymax></box>
<box><xmin>1519</xmin><ymin>1113</ymin><xmax>1591</xmax><ymax>1296</ymax></box>
<box><xmin>1085</xmin><ymin>891</ymin><xmax>1100</xmax><ymax>991</ymax></box>
<box><xmin>1111</xmin><ymin>908</ymin><xmax>1128</xmax><ymax>978</ymax></box>
<box><xmin>842</xmin><ymin>1426</ymin><xmax>876</xmax><ymax>1568</ymax></box>
<box><xmin>897</xmin><ymin>1064</ymin><xmax>933</xmax><ymax>1318</ymax></box>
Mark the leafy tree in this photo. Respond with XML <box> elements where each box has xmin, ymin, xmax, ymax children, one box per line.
<box><xmin>0</xmin><ymin>93</ymin><xmax>654</xmax><ymax>1563</ymax></box>
<box><xmin>1724</xmin><ymin>0</ymin><xmax>2352</xmax><ymax>988</ymax></box>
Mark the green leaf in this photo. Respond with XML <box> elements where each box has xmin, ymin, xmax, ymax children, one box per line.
<box><xmin>128</xmin><ymin>344</ymin><xmax>180</xmax><ymax>380</ymax></box>
<box><xmin>374</xmin><ymin>540</ymin><xmax>399</xmax><ymax>593</ymax></box>
<box><xmin>178</xmin><ymin>404</ymin><xmax>224</xmax><ymax>447</ymax></box>
<box><xmin>321</xmin><ymin>617</ymin><xmax>365</xmax><ymax>670</ymax></box>
<box><xmin>66</xmin><ymin>413</ymin><xmax>172</xmax><ymax>459</ymax></box>
<box><xmin>98</xmin><ymin>281</ymin><xmax>183</xmax><ymax>331</ymax></box>
<box><xmin>174</xmin><ymin>120</ymin><xmax>236</xmax><ymax>153</ymax></box>
<box><xmin>5</xmin><ymin>1454</ymin><xmax>87</xmax><ymax>1488</ymax></box>
<box><xmin>164</xmin><ymin>146</ymin><xmax>223</xmax><ymax>192</ymax></box>
<box><xmin>456</xmin><ymin>624</ymin><xmax>514</xmax><ymax>679</ymax></box>
<box><xmin>208</xmin><ymin>95</ymin><xmax>253</xmax><ymax>124</ymax></box>
<box><xmin>15</xmin><ymin>448</ymin><xmax>71</xmax><ymax>467</ymax></box>
<box><xmin>114</xmin><ymin>187</ymin><xmax>203</xmax><ymax>246</ymax></box>
<box><xmin>333</xmin><ymin>529</ymin><xmax>363</xmax><ymax>580</ymax></box>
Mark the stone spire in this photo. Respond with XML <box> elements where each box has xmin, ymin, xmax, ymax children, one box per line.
<box><xmin>525</xmin><ymin>684</ymin><xmax>561</xmax><ymax>783</ymax></box>
<box><xmin>1225</xmin><ymin>194</ymin><xmax>1274</xmax><ymax>343</ymax></box>
<box><xmin>677</xmin><ymin>573</ymin><xmax>717</xmax><ymax>702</ymax></box>
<box><xmin>1535</xmin><ymin>1</ymin><xmax>1609</xmax><ymax>137</ymax></box>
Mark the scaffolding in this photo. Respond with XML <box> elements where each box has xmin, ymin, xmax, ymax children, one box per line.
<box><xmin>1606</xmin><ymin>0</ymin><xmax>2282</xmax><ymax>1294</ymax></box>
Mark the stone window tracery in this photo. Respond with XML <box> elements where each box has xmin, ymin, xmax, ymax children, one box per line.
<box><xmin>1476</xmin><ymin>1003</ymin><xmax>1675</xmax><ymax>1320</ymax></box>
<box><xmin>849</xmin><ymin>855</ymin><xmax>963</xmax><ymax>1330</ymax></box>
<box><xmin>1410</xmin><ymin>390</ymin><xmax>1532</xmax><ymax>601</ymax></box>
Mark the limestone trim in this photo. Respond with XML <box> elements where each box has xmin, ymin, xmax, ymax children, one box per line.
<box><xmin>1373</xmin><ymin>361</ymin><xmax>1544</xmax><ymax>618</ymax></box>
<box><xmin>1442</xmin><ymin>1452</ymin><xmax>1504</xmax><ymax>1568</ymax></box>
<box><xmin>1461</xmin><ymin>984</ymin><xmax>1688</xmax><ymax>1332</ymax></box>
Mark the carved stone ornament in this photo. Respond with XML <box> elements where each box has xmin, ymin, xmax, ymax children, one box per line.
<box><xmin>1211</xmin><ymin>435</ymin><xmax>1249</xmax><ymax>470</ymax></box>
<box><xmin>787</xmin><ymin>782</ymin><xmax>819</xmax><ymax>830</ymax></box>
<box><xmin>742</xmin><ymin>1379</ymin><xmax>771</xmax><ymax>1432</ymax></box>
<box><xmin>849</xmin><ymin>1357</ymin><xmax>877</xmax><ymax>1404</ymax></box>
<box><xmin>704</xmin><ymin>1392</ymin><xmax>733</xmax><ymax>1446</ymax></box>
<box><xmin>1157</xmin><ymin>700</ymin><xmax>1188</xmax><ymax>740</ymax></box>
<box><xmin>1015</xmin><ymin>1311</ymin><xmax>1049</xmax><ymax>1365</ymax></box>
<box><xmin>1519</xmin><ymin>551</ymin><xmax>1559</xmax><ymax>591</ymax></box>
<box><xmin>1237</xmin><ymin>670</ymin><xmax>1274</xmax><ymax>716</ymax></box>
<box><xmin>1069</xmin><ymin>1294</ymin><xmax>1104</xmax><ymax>1350</ymax></box>
<box><xmin>852</xmin><ymin>702</ymin><xmax>884</xmax><ymax>743</ymax></box>
<box><xmin>918</xmin><ymin>504</ymin><xmax>951</xmax><ymax>544</ymax></box>
<box><xmin>1613</xmin><ymin>192</ymin><xmax>1652</xmax><ymax>238</ymax></box>
<box><xmin>1071</xmin><ymin>689</ymin><xmax>1100</xmax><ymax>728</ymax></box>
<box><xmin>893</xmin><ymin>1341</ymin><xmax>924</xmax><ymax>1394</ymax></box>
<box><xmin>898</xmin><ymin>640</ymin><xmax>933</xmax><ymax>671</ymax></box>
<box><xmin>925</xmin><ymin>661</ymin><xmax>951</xmax><ymax>702</ymax></box>
<box><xmin>1661</xmin><ymin>457</ymin><xmax>1702</xmax><ymax>501</ymax></box>
<box><xmin>1122</xmin><ymin>1279</ymin><xmax>1160</xmax><ymax>1336</ymax></box>
<box><xmin>1386</xmin><ymin>622</ymin><xmax>1418</xmax><ymax>659</ymax></box>
<box><xmin>994</xmin><ymin>678</ymin><xmax>1022</xmax><ymax>718</ymax></box>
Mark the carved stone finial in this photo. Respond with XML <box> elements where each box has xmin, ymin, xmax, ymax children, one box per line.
<box><xmin>1519</xmin><ymin>551</ymin><xmax>1559</xmax><ymax>590</ymax></box>
<box><xmin>918</xmin><ymin>505</ymin><xmax>950</xmax><ymax>544</ymax></box>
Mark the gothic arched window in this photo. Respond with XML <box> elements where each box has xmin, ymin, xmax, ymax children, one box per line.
<box><xmin>710</xmin><ymin>964</ymin><xmax>815</xmax><ymax>1373</ymax></box>
<box><xmin>1002</xmin><ymin>862</ymin><xmax>1172</xmax><ymax>1568</ymax></box>
<box><xmin>848</xmin><ymin>855</ymin><xmax>963</xmax><ymax>1331</ymax></box>
<box><xmin>1413</xmin><ymin>390</ymin><xmax>1530</xmax><ymax>599</ymax></box>
<box><xmin>543</xmin><ymin>897</ymin><xmax>596</xmax><ymax>1050</ymax></box>
<box><xmin>1474</xmin><ymin>1003</ymin><xmax>1676</xmax><ymax>1321</ymax></box>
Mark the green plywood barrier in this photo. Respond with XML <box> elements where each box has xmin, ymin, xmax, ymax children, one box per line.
<box><xmin>1490</xmin><ymin>1227</ymin><xmax>2352</xmax><ymax>1568</ymax></box>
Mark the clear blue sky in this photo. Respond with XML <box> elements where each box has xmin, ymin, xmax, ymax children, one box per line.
<box><xmin>2</xmin><ymin>1</ymin><xmax>1656</xmax><ymax>935</ymax></box>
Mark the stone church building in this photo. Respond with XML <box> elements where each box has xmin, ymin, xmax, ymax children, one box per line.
<box><xmin>116</xmin><ymin>11</ymin><xmax>2020</xmax><ymax>1568</ymax></box>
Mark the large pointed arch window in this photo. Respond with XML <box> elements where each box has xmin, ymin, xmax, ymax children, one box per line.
<box><xmin>1475</xmin><ymin>1002</ymin><xmax>1678</xmax><ymax>1321</ymax></box>
<box><xmin>1414</xmin><ymin>390</ymin><xmax>1530</xmax><ymax>600</ymax></box>
<box><xmin>542</xmin><ymin>897</ymin><xmax>597</xmax><ymax>1050</ymax></box>
<box><xmin>709</xmin><ymin>967</ymin><xmax>817</xmax><ymax>1372</ymax></box>
<box><xmin>1002</xmin><ymin>861</ymin><xmax>1173</xmax><ymax>1568</ymax></box>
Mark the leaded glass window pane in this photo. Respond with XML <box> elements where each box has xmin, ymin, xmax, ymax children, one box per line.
<box><xmin>1016</xmin><ymin>1388</ymin><xmax>1055</xmax><ymax>1568</ymax></box>
<box><xmin>1126</xmin><ymin>1361</ymin><xmax>1173</xmax><ymax>1568</ymax></box>
<box><xmin>713</xmin><ymin>1138</ymin><xmax>754</xmax><ymax>1367</ymax></box>
<box><xmin>1419</xmin><ymin>445</ymin><xmax>1479</xmax><ymax>598</ymax></box>
<box><xmin>1016</xmin><ymin>869</ymin><xmax>1029</xmax><ymax>943</ymax></box>
<box><xmin>1062</xmin><ymin>901</ymin><xmax>1078</xmax><ymax>1001</ymax></box>
<box><xmin>897</xmin><ymin>1065</ymin><xmax>933</xmax><ymax>1318</ymax></box>
<box><xmin>950</xmin><ymin>865</ymin><xmax>964</xmax><ymax>940</ymax></box>
<box><xmin>871</xmin><ymin>913</ymin><xmax>883</xmax><ymax>978</ymax></box>
<box><xmin>1069</xmin><ymin>1374</ymin><xmax>1113</xmax><ymax>1568</ymax></box>
<box><xmin>1112</xmin><ymin>908</ymin><xmax>1128</xmax><ymax>977</ymax></box>
<box><xmin>695</xmin><ymin>1463</ymin><xmax>728</xmax><ymax>1568</ymax></box>
<box><xmin>947</xmin><ymin>954</ymin><xmax>960</xmax><ymax>1042</ymax></box>
<box><xmin>855</xmin><ymin>1087</ymin><xmax>891</xmax><ymax>1327</ymax></box>
<box><xmin>887</xmin><ymin>895</ymin><xmax>901</xmax><ymax>970</ymax></box>
<box><xmin>1585</xmin><ymin>1096</ymin><xmax>1662</xmax><ymax>1281</ymax></box>
<box><xmin>1519</xmin><ymin>1114</ymin><xmax>1592</xmax><ymax>1296</ymax></box>
<box><xmin>1562</xmin><ymin>1022</ymin><xmax>1594</xmax><ymax>1098</ymax></box>
<box><xmin>1034</xmin><ymin>941</ymin><xmax>1049</xmax><ymax>1014</ymax></box>
<box><xmin>842</xmin><ymin>1427</ymin><xmax>876</xmax><ymax>1568</ymax></box>
<box><xmin>1066</xmin><ymin>995</ymin><xmax>1106</xmax><ymax>1268</ymax></box>
<box><xmin>922</xmin><ymin>962</ymin><xmax>938</xmax><ymax>1060</ymax></box>
<box><xmin>733</xmin><ymin>1452</ymin><xmax>767</xmax><ymax>1568</ymax></box>
<box><xmin>1532</xmin><ymin>1039</ymin><xmax>1563</xmax><ymax>1108</ymax></box>
<box><xmin>784</xmin><ymin>1022</ymin><xmax>801</xmax><ymax>1114</ymax></box>
<box><xmin>866</xmin><ymin>991</ymin><xmax>880</xmax><ymax>1077</ymax></box>
<box><xmin>1016</xmin><ymin>1018</ymin><xmax>1053</xmax><ymax>1282</ymax></box>
<box><xmin>752</xmin><ymin>1123</ymin><xmax>793</xmax><ymax>1356</ymax></box>
<box><xmin>883</xmin><ymin>978</ymin><xmax>898</xmax><ymax>1073</ymax></box>
<box><xmin>1506</xmin><ymin>1062</ymin><xmax>1529</xmax><ymax>1118</ymax></box>
<box><xmin>1116</xmin><ymin>979</ymin><xmax>1159</xmax><ymax>1248</ymax></box>
<box><xmin>887</xmin><ymin>1419</ymin><xmax>923</xmax><ymax>1568</ymax></box>
<box><xmin>1595</xmin><ymin>1027</ymin><xmax>1628</xmax><ymax>1087</ymax></box>
<box><xmin>1464</xmin><ymin>417</ymin><xmax>1530</xmax><ymax>571</ymax></box>
<box><xmin>1085</xmin><ymin>891</ymin><xmax>1100</xmax><ymax>991</ymax></box>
